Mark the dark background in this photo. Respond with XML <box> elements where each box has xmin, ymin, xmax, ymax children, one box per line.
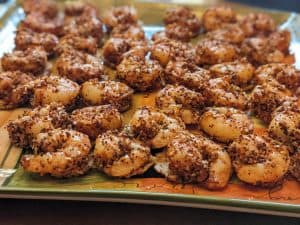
<box><xmin>231</xmin><ymin>0</ymin><xmax>300</xmax><ymax>12</ymax></box>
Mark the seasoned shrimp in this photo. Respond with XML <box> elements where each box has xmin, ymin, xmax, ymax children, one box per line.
<box><xmin>31</xmin><ymin>76</ymin><xmax>80</xmax><ymax>107</ymax></box>
<box><xmin>7</xmin><ymin>103</ymin><xmax>69</xmax><ymax>148</ymax></box>
<box><xmin>128</xmin><ymin>107</ymin><xmax>185</xmax><ymax>149</ymax></box>
<box><xmin>112</xmin><ymin>24</ymin><xmax>145</xmax><ymax>41</ymax></box>
<box><xmin>56</xmin><ymin>50</ymin><xmax>104</xmax><ymax>83</ymax></box>
<box><xmin>255</xmin><ymin>63</ymin><xmax>300</xmax><ymax>92</ymax></box>
<box><xmin>195</xmin><ymin>39</ymin><xmax>238</xmax><ymax>65</ymax></box>
<box><xmin>209</xmin><ymin>59</ymin><xmax>255</xmax><ymax>87</ymax></box>
<box><xmin>22</xmin><ymin>0</ymin><xmax>58</xmax><ymax>18</ymax></box>
<box><xmin>199</xmin><ymin>107</ymin><xmax>253</xmax><ymax>143</ymax></box>
<box><xmin>117</xmin><ymin>48</ymin><xmax>163</xmax><ymax>91</ymax></box>
<box><xmin>64</xmin><ymin>1</ymin><xmax>97</xmax><ymax>17</ymax></box>
<box><xmin>15</xmin><ymin>28</ymin><xmax>59</xmax><ymax>55</ymax></box>
<box><xmin>154</xmin><ymin>132</ymin><xmax>232</xmax><ymax>190</ymax></box>
<box><xmin>165</xmin><ymin>61</ymin><xmax>211</xmax><ymax>91</ymax></box>
<box><xmin>269</xmin><ymin>100</ymin><xmax>300</xmax><ymax>151</ymax></box>
<box><xmin>202</xmin><ymin>6</ymin><xmax>237</xmax><ymax>31</ymax></box>
<box><xmin>206</xmin><ymin>24</ymin><xmax>245</xmax><ymax>44</ymax></box>
<box><xmin>268</xmin><ymin>29</ymin><xmax>291</xmax><ymax>54</ymax></box>
<box><xmin>0</xmin><ymin>71</ymin><xmax>33</xmax><ymax>109</ymax></box>
<box><xmin>290</xmin><ymin>152</ymin><xmax>300</xmax><ymax>182</ymax></box>
<box><xmin>1</xmin><ymin>47</ymin><xmax>47</xmax><ymax>74</ymax></box>
<box><xmin>71</xmin><ymin>105</ymin><xmax>122</xmax><ymax>140</ymax></box>
<box><xmin>205</xmin><ymin>77</ymin><xmax>248</xmax><ymax>110</ymax></box>
<box><xmin>150</xmin><ymin>38</ymin><xmax>196</xmax><ymax>67</ymax></box>
<box><xmin>102</xmin><ymin>6</ymin><xmax>138</xmax><ymax>31</ymax></box>
<box><xmin>81</xmin><ymin>79</ymin><xmax>133</xmax><ymax>112</ymax></box>
<box><xmin>228</xmin><ymin>134</ymin><xmax>290</xmax><ymax>186</ymax></box>
<box><xmin>93</xmin><ymin>131</ymin><xmax>153</xmax><ymax>178</ymax></box>
<box><xmin>55</xmin><ymin>34</ymin><xmax>97</xmax><ymax>55</ymax></box>
<box><xmin>21</xmin><ymin>129</ymin><xmax>91</xmax><ymax>177</ymax></box>
<box><xmin>156</xmin><ymin>85</ymin><xmax>206</xmax><ymax>125</ymax></box>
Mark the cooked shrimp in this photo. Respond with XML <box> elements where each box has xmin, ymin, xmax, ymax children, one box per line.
<box><xmin>209</xmin><ymin>59</ymin><xmax>255</xmax><ymax>87</ymax></box>
<box><xmin>154</xmin><ymin>132</ymin><xmax>232</xmax><ymax>190</ymax></box>
<box><xmin>206</xmin><ymin>24</ymin><xmax>245</xmax><ymax>44</ymax></box>
<box><xmin>56</xmin><ymin>50</ymin><xmax>104</xmax><ymax>83</ymax></box>
<box><xmin>150</xmin><ymin>38</ymin><xmax>196</xmax><ymax>67</ymax></box>
<box><xmin>128</xmin><ymin>107</ymin><xmax>185</xmax><ymax>149</ymax></box>
<box><xmin>117</xmin><ymin>48</ymin><xmax>163</xmax><ymax>91</ymax></box>
<box><xmin>55</xmin><ymin>34</ymin><xmax>97</xmax><ymax>55</ymax></box>
<box><xmin>156</xmin><ymin>85</ymin><xmax>206</xmax><ymax>125</ymax></box>
<box><xmin>290</xmin><ymin>152</ymin><xmax>300</xmax><ymax>182</ymax></box>
<box><xmin>7</xmin><ymin>103</ymin><xmax>69</xmax><ymax>148</ymax></box>
<box><xmin>255</xmin><ymin>63</ymin><xmax>300</xmax><ymax>92</ymax></box>
<box><xmin>93</xmin><ymin>131</ymin><xmax>153</xmax><ymax>178</ymax></box>
<box><xmin>64</xmin><ymin>1</ymin><xmax>97</xmax><ymax>17</ymax></box>
<box><xmin>164</xmin><ymin>24</ymin><xmax>194</xmax><ymax>42</ymax></box>
<box><xmin>71</xmin><ymin>105</ymin><xmax>122</xmax><ymax>140</ymax></box>
<box><xmin>112</xmin><ymin>24</ymin><xmax>145</xmax><ymax>41</ymax></box>
<box><xmin>269</xmin><ymin>30</ymin><xmax>291</xmax><ymax>53</ymax></box>
<box><xmin>205</xmin><ymin>77</ymin><xmax>248</xmax><ymax>110</ymax></box>
<box><xmin>199</xmin><ymin>107</ymin><xmax>253</xmax><ymax>143</ymax></box>
<box><xmin>269</xmin><ymin>100</ymin><xmax>300</xmax><ymax>151</ymax></box>
<box><xmin>239</xmin><ymin>13</ymin><xmax>276</xmax><ymax>37</ymax></box>
<box><xmin>102</xmin><ymin>6</ymin><xmax>138</xmax><ymax>31</ymax></box>
<box><xmin>228</xmin><ymin>134</ymin><xmax>290</xmax><ymax>186</ymax></box>
<box><xmin>165</xmin><ymin>60</ymin><xmax>211</xmax><ymax>91</ymax></box>
<box><xmin>30</xmin><ymin>75</ymin><xmax>80</xmax><ymax>107</ymax></box>
<box><xmin>202</xmin><ymin>6</ymin><xmax>237</xmax><ymax>31</ymax></box>
<box><xmin>0</xmin><ymin>71</ymin><xmax>33</xmax><ymax>109</ymax></box>
<box><xmin>1</xmin><ymin>47</ymin><xmax>47</xmax><ymax>74</ymax></box>
<box><xmin>81</xmin><ymin>79</ymin><xmax>133</xmax><ymax>112</ymax></box>
<box><xmin>195</xmin><ymin>39</ymin><xmax>238</xmax><ymax>65</ymax></box>
<box><xmin>21</xmin><ymin>129</ymin><xmax>91</xmax><ymax>177</ymax></box>
<box><xmin>22</xmin><ymin>0</ymin><xmax>58</xmax><ymax>18</ymax></box>
<box><xmin>15</xmin><ymin>28</ymin><xmax>59</xmax><ymax>55</ymax></box>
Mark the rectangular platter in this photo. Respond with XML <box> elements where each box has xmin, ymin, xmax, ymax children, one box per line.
<box><xmin>0</xmin><ymin>0</ymin><xmax>300</xmax><ymax>217</ymax></box>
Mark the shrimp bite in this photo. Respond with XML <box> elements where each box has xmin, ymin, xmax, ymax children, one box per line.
<box><xmin>56</xmin><ymin>50</ymin><xmax>104</xmax><ymax>83</ymax></box>
<box><xmin>15</xmin><ymin>28</ymin><xmax>59</xmax><ymax>55</ymax></box>
<box><xmin>21</xmin><ymin>129</ymin><xmax>92</xmax><ymax>177</ymax></box>
<box><xmin>80</xmin><ymin>79</ymin><xmax>133</xmax><ymax>112</ymax></box>
<box><xmin>268</xmin><ymin>100</ymin><xmax>300</xmax><ymax>151</ymax></box>
<box><xmin>128</xmin><ymin>107</ymin><xmax>185</xmax><ymax>149</ymax></box>
<box><xmin>206</xmin><ymin>24</ymin><xmax>245</xmax><ymax>44</ymax></box>
<box><xmin>290</xmin><ymin>152</ymin><xmax>300</xmax><ymax>182</ymax></box>
<box><xmin>0</xmin><ymin>71</ymin><xmax>33</xmax><ymax>109</ymax></box>
<box><xmin>202</xmin><ymin>6</ymin><xmax>237</xmax><ymax>32</ymax></box>
<box><xmin>64</xmin><ymin>1</ymin><xmax>98</xmax><ymax>17</ymax></box>
<box><xmin>199</xmin><ymin>107</ymin><xmax>253</xmax><ymax>143</ymax></box>
<box><xmin>93</xmin><ymin>131</ymin><xmax>153</xmax><ymax>178</ymax></box>
<box><xmin>31</xmin><ymin>76</ymin><xmax>80</xmax><ymax>107</ymax></box>
<box><xmin>228</xmin><ymin>134</ymin><xmax>290</xmax><ymax>186</ymax></box>
<box><xmin>7</xmin><ymin>103</ymin><xmax>69</xmax><ymax>148</ymax></box>
<box><xmin>117</xmin><ymin>48</ymin><xmax>163</xmax><ymax>91</ymax></box>
<box><xmin>1</xmin><ymin>47</ymin><xmax>47</xmax><ymax>75</ymax></box>
<box><xmin>210</xmin><ymin>59</ymin><xmax>254</xmax><ymax>87</ymax></box>
<box><xmin>195</xmin><ymin>39</ymin><xmax>238</xmax><ymax>65</ymax></box>
<box><xmin>22</xmin><ymin>0</ymin><xmax>58</xmax><ymax>18</ymax></box>
<box><xmin>112</xmin><ymin>23</ymin><xmax>145</xmax><ymax>41</ymax></box>
<box><xmin>156</xmin><ymin>85</ymin><xmax>206</xmax><ymax>125</ymax></box>
<box><xmin>71</xmin><ymin>105</ymin><xmax>122</xmax><ymax>140</ymax></box>
<box><xmin>154</xmin><ymin>132</ymin><xmax>232</xmax><ymax>190</ymax></box>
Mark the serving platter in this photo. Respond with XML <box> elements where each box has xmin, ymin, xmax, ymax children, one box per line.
<box><xmin>0</xmin><ymin>0</ymin><xmax>300</xmax><ymax>217</ymax></box>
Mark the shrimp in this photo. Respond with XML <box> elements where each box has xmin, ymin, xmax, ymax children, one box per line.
<box><xmin>154</xmin><ymin>132</ymin><xmax>232</xmax><ymax>190</ymax></box>
<box><xmin>209</xmin><ymin>59</ymin><xmax>255</xmax><ymax>87</ymax></box>
<box><xmin>128</xmin><ymin>107</ymin><xmax>185</xmax><ymax>149</ymax></box>
<box><xmin>55</xmin><ymin>34</ymin><xmax>97</xmax><ymax>55</ymax></box>
<box><xmin>64</xmin><ymin>1</ymin><xmax>97</xmax><ymax>17</ymax></box>
<box><xmin>268</xmin><ymin>29</ymin><xmax>291</xmax><ymax>54</ymax></box>
<box><xmin>80</xmin><ymin>79</ymin><xmax>133</xmax><ymax>112</ymax></box>
<box><xmin>156</xmin><ymin>85</ymin><xmax>206</xmax><ymax>125</ymax></box>
<box><xmin>71</xmin><ymin>105</ymin><xmax>123</xmax><ymax>140</ymax></box>
<box><xmin>199</xmin><ymin>107</ymin><xmax>253</xmax><ymax>143</ymax></box>
<box><xmin>93</xmin><ymin>131</ymin><xmax>153</xmax><ymax>178</ymax></box>
<box><xmin>111</xmin><ymin>24</ymin><xmax>145</xmax><ymax>41</ymax></box>
<box><xmin>290</xmin><ymin>152</ymin><xmax>300</xmax><ymax>182</ymax></box>
<box><xmin>15</xmin><ymin>28</ymin><xmax>59</xmax><ymax>55</ymax></box>
<box><xmin>56</xmin><ymin>50</ymin><xmax>104</xmax><ymax>83</ymax></box>
<box><xmin>255</xmin><ymin>63</ymin><xmax>300</xmax><ymax>92</ymax></box>
<box><xmin>30</xmin><ymin>75</ymin><xmax>80</xmax><ymax>107</ymax></box>
<box><xmin>268</xmin><ymin>100</ymin><xmax>300</xmax><ymax>152</ymax></box>
<box><xmin>21</xmin><ymin>129</ymin><xmax>92</xmax><ymax>177</ymax></box>
<box><xmin>117</xmin><ymin>48</ymin><xmax>163</xmax><ymax>91</ymax></box>
<box><xmin>1</xmin><ymin>47</ymin><xmax>47</xmax><ymax>75</ymax></box>
<box><xmin>22</xmin><ymin>0</ymin><xmax>58</xmax><ymax>18</ymax></box>
<box><xmin>206</xmin><ymin>24</ymin><xmax>245</xmax><ymax>44</ymax></box>
<box><xmin>7</xmin><ymin>103</ymin><xmax>69</xmax><ymax>148</ymax></box>
<box><xmin>102</xmin><ymin>6</ymin><xmax>138</xmax><ymax>31</ymax></box>
<box><xmin>164</xmin><ymin>24</ymin><xmax>197</xmax><ymax>42</ymax></box>
<box><xmin>165</xmin><ymin>60</ymin><xmax>211</xmax><ymax>91</ymax></box>
<box><xmin>0</xmin><ymin>71</ymin><xmax>33</xmax><ymax>109</ymax></box>
<box><xmin>202</xmin><ymin>6</ymin><xmax>237</xmax><ymax>31</ymax></box>
<box><xmin>228</xmin><ymin>134</ymin><xmax>290</xmax><ymax>186</ymax></box>
<box><xmin>195</xmin><ymin>39</ymin><xmax>238</xmax><ymax>65</ymax></box>
<box><xmin>205</xmin><ymin>77</ymin><xmax>248</xmax><ymax>110</ymax></box>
